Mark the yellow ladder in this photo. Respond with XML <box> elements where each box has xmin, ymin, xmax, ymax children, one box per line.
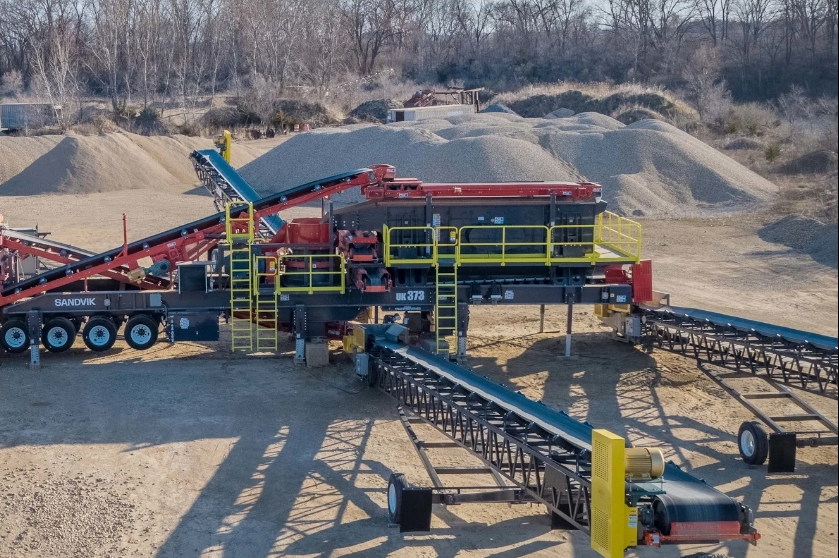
<box><xmin>255</xmin><ymin>294</ymin><xmax>278</xmax><ymax>351</ymax></box>
<box><xmin>435</xmin><ymin>230</ymin><xmax>459</xmax><ymax>356</ymax></box>
<box><xmin>226</xmin><ymin>202</ymin><xmax>255</xmax><ymax>352</ymax></box>
<box><xmin>253</xmin><ymin>256</ymin><xmax>278</xmax><ymax>351</ymax></box>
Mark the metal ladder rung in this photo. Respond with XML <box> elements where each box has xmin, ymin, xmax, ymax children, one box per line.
<box><xmin>741</xmin><ymin>392</ymin><xmax>792</xmax><ymax>399</ymax></box>
<box><xmin>768</xmin><ymin>414</ymin><xmax>822</xmax><ymax>422</ymax></box>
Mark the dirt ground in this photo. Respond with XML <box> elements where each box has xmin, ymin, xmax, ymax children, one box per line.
<box><xmin>1</xmin><ymin>164</ymin><xmax>837</xmax><ymax>557</ymax></box>
<box><xmin>0</xmin><ymin>302</ymin><xmax>836</xmax><ymax>558</ymax></box>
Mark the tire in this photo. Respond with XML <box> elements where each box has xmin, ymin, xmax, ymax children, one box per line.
<box><xmin>82</xmin><ymin>317</ymin><xmax>118</xmax><ymax>352</ymax></box>
<box><xmin>387</xmin><ymin>473</ymin><xmax>407</xmax><ymax>524</ymax></box>
<box><xmin>124</xmin><ymin>315</ymin><xmax>159</xmax><ymax>351</ymax></box>
<box><xmin>738</xmin><ymin>421</ymin><xmax>769</xmax><ymax>465</ymax></box>
<box><xmin>1</xmin><ymin>319</ymin><xmax>30</xmax><ymax>353</ymax></box>
<box><xmin>41</xmin><ymin>317</ymin><xmax>77</xmax><ymax>353</ymax></box>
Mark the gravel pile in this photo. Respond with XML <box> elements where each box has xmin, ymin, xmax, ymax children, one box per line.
<box><xmin>545</xmin><ymin>107</ymin><xmax>575</xmax><ymax>118</ymax></box>
<box><xmin>480</xmin><ymin>103</ymin><xmax>517</xmax><ymax>115</ymax></box>
<box><xmin>0</xmin><ymin>132</ymin><xmax>271</xmax><ymax>195</ymax></box>
<box><xmin>239</xmin><ymin>122</ymin><xmax>581</xmax><ymax>207</ymax></box>
<box><xmin>348</xmin><ymin>99</ymin><xmax>403</xmax><ymax>123</ymax></box>
<box><xmin>241</xmin><ymin>112</ymin><xmax>776</xmax><ymax>217</ymax></box>
<box><xmin>0</xmin><ymin>135</ymin><xmax>62</xmax><ymax>183</ymax></box>
<box><xmin>759</xmin><ymin>214</ymin><xmax>838</xmax><ymax>267</ymax></box>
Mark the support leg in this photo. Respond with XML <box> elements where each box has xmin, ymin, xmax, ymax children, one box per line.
<box><xmin>456</xmin><ymin>303</ymin><xmax>469</xmax><ymax>364</ymax></box>
<box><xmin>293</xmin><ymin>304</ymin><xmax>306</xmax><ymax>365</ymax></box>
<box><xmin>565</xmin><ymin>299</ymin><xmax>573</xmax><ymax>358</ymax></box>
<box><xmin>27</xmin><ymin>310</ymin><xmax>42</xmax><ymax>369</ymax></box>
<box><xmin>539</xmin><ymin>304</ymin><xmax>545</xmax><ymax>333</ymax></box>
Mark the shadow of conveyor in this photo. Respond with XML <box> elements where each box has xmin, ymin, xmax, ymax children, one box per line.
<box><xmin>2</xmin><ymin>329</ymin><xmax>833</xmax><ymax>558</ymax></box>
<box><xmin>460</xmin><ymin>331</ymin><xmax>837</xmax><ymax>558</ymax></box>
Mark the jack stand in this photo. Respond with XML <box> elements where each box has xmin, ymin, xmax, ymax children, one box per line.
<box><xmin>293</xmin><ymin>304</ymin><xmax>307</xmax><ymax>364</ymax></box>
<box><xmin>456</xmin><ymin>335</ymin><xmax>468</xmax><ymax>364</ymax></box>
<box><xmin>27</xmin><ymin>310</ymin><xmax>42</xmax><ymax>369</ymax></box>
<box><xmin>563</xmin><ymin>297</ymin><xmax>573</xmax><ymax>358</ymax></box>
<box><xmin>294</xmin><ymin>337</ymin><xmax>306</xmax><ymax>364</ymax></box>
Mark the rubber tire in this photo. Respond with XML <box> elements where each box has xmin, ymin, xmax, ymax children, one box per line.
<box><xmin>124</xmin><ymin>315</ymin><xmax>159</xmax><ymax>351</ymax></box>
<box><xmin>82</xmin><ymin>317</ymin><xmax>118</xmax><ymax>352</ymax></box>
<box><xmin>41</xmin><ymin>317</ymin><xmax>77</xmax><ymax>353</ymax></box>
<box><xmin>387</xmin><ymin>473</ymin><xmax>407</xmax><ymax>524</ymax></box>
<box><xmin>1</xmin><ymin>319</ymin><xmax>30</xmax><ymax>354</ymax></box>
<box><xmin>738</xmin><ymin>421</ymin><xmax>769</xmax><ymax>465</ymax></box>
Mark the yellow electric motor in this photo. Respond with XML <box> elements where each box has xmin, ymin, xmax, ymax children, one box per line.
<box><xmin>625</xmin><ymin>447</ymin><xmax>665</xmax><ymax>480</ymax></box>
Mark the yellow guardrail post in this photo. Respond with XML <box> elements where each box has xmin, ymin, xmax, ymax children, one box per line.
<box><xmin>274</xmin><ymin>254</ymin><xmax>345</xmax><ymax>295</ymax></box>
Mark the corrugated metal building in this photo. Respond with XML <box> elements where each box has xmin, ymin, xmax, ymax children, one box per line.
<box><xmin>0</xmin><ymin>103</ymin><xmax>59</xmax><ymax>131</ymax></box>
<box><xmin>387</xmin><ymin>104</ymin><xmax>475</xmax><ymax>123</ymax></box>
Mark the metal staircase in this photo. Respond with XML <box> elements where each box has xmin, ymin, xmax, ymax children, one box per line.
<box><xmin>226</xmin><ymin>202</ymin><xmax>255</xmax><ymax>351</ymax></box>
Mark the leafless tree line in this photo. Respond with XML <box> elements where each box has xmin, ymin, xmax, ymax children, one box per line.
<box><xmin>0</xmin><ymin>0</ymin><xmax>836</xmax><ymax>123</ymax></box>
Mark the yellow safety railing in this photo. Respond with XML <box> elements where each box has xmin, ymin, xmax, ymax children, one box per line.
<box><xmin>458</xmin><ymin>225</ymin><xmax>550</xmax><ymax>266</ymax></box>
<box><xmin>383</xmin><ymin>225</ymin><xmax>436</xmax><ymax>266</ymax></box>
<box><xmin>225</xmin><ymin>202</ymin><xmax>255</xmax><ymax>243</ymax></box>
<box><xmin>252</xmin><ymin>256</ymin><xmax>278</xmax><ymax>293</ymax></box>
<box><xmin>381</xmin><ymin>212</ymin><xmax>641</xmax><ymax>267</ymax></box>
<box><xmin>595</xmin><ymin>211</ymin><xmax>642</xmax><ymax>261</ymax></box>
<box><xmin>383</xmin><ymin>225</ymin><xmax>459</xmax><ymax>265</ymax></box>
<box><xmin>275</xmin><ymin>254</ymin><xmax>346</xmax><ymax>294</ymax></box>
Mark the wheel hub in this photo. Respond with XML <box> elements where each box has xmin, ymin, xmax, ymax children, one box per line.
<box><xmin>89</xmin><ymin>325</ymin><xmax>110</xmax><ymax>346</ymax></box>
<box><xmin>130</xmin><ymin>325</ymin><xmax>151</xmax><ymax>344</ymax></box>
<box><xmin>388</xmin><ymin>483</ymin><xmax>397</xmax><ymax>513</ymax></box>
<box><xmin>4</xmin><ymin>327</ymin><xmax>26</xmax><ymax>349</ymax></box>
<box><xmin>740</xmin><ymin>430</ymin><xmax>755</xmax><ymax>457</ymax></box>
<box><xmin>47</xmin><ymin>327</ymin><xmax>67</xmax><ymax>346</ymax></box>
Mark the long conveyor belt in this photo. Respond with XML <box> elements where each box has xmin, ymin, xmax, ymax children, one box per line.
<box><xmin>643</xmin><ymin>306</ymin><xmax>838</xmax><ymax>396</ymax></box>
<box><xmin>191</xmin><ymin>149</ymin><xmax>284</xmax><ymax>235</ymax></box>
<box><xmin>1</xmin><ymin>227</ymin><xmax>95</xmax><ymax>261</ymax></box>
<box><xmin>1</xmin><ymin>166</ymin><xmax>381</xmax><ymax>307</ymax></box>
<box><xmin>364</xmin><ymin>329</ymin><xmax>759</xmax><ymax>550</ymax></box>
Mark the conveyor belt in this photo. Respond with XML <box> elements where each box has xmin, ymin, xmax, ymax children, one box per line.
<box><xmin>644</xmin><ymin>306</ymin><xmax>837</xmax><ymax>395</ymax></box>
<box><xmin>366</xmin><ymin>332</ymin><xmax>756</xmax><ymax>544</ymax></box>
<box><xmin>666</xmin><ymin>306</ymin><xmax>837</xmax><ymax>351</ymax></box>
<box><xmin>1</xmin><ymin>228</ymin><xmax>95</xmax><ymax>260</ymax></box>
<box><xmin>1</xmin><ymin>167</ymin><xmax>377</xmax><ymax>305</ymax></box>
<box><xmin>191</xmin><ymin>150</ymin><xmax>284</xmax><ymax>235</ymax></box>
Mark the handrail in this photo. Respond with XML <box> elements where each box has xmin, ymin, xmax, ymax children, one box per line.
<box><xmin>253</xmin><ymin>255</ymin><xmax>278</xmax><ymax>293</ymax></box>
<box><xmin>458</xmin><ymin>225</ymin><xmax>550</xmax><ymax>266</ymax></box>
<box><xmin>384</xmin><ymin>225</ymin><xmax>436</xmax><ymax>266</ymax></box>
<box><xmin>381</xmin><ymin>212</ymin><xmax>641</xmax><ymax>267</ymax></box>
<box><xmin>275</xmin><ymin>253</ymin><xmax>345</xmax><ymax>294</ymax></box>
<box><xmin>225</xmin><ymin>201</ymin><xmax>255</xmax><ymax>243</ymax></box>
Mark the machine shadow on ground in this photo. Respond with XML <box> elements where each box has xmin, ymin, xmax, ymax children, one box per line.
<box><xmin>0</xmin><ymin>341</ymin><xmax>584</xmax><ymax>558</ymax></box>
<box><xmin>1</xmin><ymin>327</ymin><xmax>835</xmax><ymax>557</ymax></box>
<box><xmin>461</xmin><ymin>331</ymin><xmax>837</xmax><ymax>558</ymax></box>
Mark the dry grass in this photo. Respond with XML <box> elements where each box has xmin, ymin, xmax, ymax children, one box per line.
<box><xmin>491</xmin><ymin>81</ymin><xmax>697</xmax><ymax>122</ymax></box>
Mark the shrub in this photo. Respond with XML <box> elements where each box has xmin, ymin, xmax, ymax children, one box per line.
<box><xmin>765</xmin><ymin>142</ymin><xmax>781</xmax><ymax>162</ymax></box>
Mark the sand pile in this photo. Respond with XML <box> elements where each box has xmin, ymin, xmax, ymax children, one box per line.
<box><xmin>0</xmin><ymin>135</ymin><xmax>62</xmax><ymax>183</ymax></box>
<box><xmin>0</xmin><ymin>132</ymin><xmax>277</xmax><ymax>195</ymax></box>
<box><xmin>239</xmin><ymin>122</ymin><xmax>580</xmax><ymax>206</ymax></box>
<box><xmin>240</xmin><ymin>112</ymin><xmax>776</xmax><ymax>217</ymax></box>
<box><xmin>759</xmin><ymin>215</ymin><xmax>838</xmax><ymax>267</ymax></box>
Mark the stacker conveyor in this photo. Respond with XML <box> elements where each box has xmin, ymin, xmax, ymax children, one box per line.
<box><xmin>0</xmin><ymin>166</ymin><xmax>384</xmax><ymax>308</ymax></box>
<box><xmin>353</xmin><ymin>323</ymin><xmax>759</xmax><ymax>556</ymax></box>
<box><xmin>191</xmin><ymin>149</ymin><xmax>284</xmax><ymax>235</ymax></box>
